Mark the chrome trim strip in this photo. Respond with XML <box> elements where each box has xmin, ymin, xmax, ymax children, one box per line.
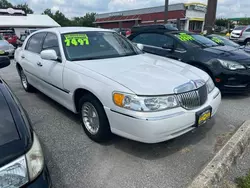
<box><xmin>110</xmin><ymin>109</ymin><xmax>185</xmax><ymax>121</ymax></box>
<box><xmin>213</xmin><ymin>91</ymin><xmax>220</xmax><ymax>99</ymax></box>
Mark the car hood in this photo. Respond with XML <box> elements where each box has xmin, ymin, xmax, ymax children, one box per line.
<box><xmin>204</xmin><ymin>45</ymin><xmax>250</xmax><ymax>61</ymax></box>
<box><xmin>75</xmin><ymin>53</ymin><xmax>209</xmax><ymax>95</ymax></box>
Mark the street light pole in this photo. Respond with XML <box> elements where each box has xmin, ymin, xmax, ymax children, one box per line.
<box><xmin>164</xmin><ymin>0</ymin><xmax>169</xmax><ymax>24</ymax></box>
<box><xmin>204</xmin><ymin>0</ymin><xmax>218</xmax><ymax>34</ymax></box>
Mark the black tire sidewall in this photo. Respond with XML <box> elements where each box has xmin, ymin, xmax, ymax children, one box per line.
<box><xmin>79</xmin><ymin>94</ymin><xmax>111</xmax><ymax>142</ymax></box>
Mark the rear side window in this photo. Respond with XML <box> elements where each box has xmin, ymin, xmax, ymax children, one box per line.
<box><xmin>132</xmin><ymin>33</ymin><xmax>174</xmax><ymax>48</ymax></box>
<box><xmin>43</xmin><ymin>33</ymin><xmax>60</xmax><ymax>56</ymax></box>
<box><xmin>25</xmin><ymin>32</ymin><xmax>46</xmax><ymax>53</ymax></box>
<box><xmin>245</xmin><ymin>28</ymin><xmax>250</xmax><ymax>32</ymax></box>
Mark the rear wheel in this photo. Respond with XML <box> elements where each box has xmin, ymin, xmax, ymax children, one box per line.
<box><xmin>79</xmin><ymin>94</ymin><xmax>111</xmax><ymax>142</ymax></box>
<box><xmin>20</xmin><ymin>69</ymin><xmax>34</xmax><ymax>92</ymax></box>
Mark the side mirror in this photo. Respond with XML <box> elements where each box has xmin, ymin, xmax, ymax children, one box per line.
<box><xmin>41</xmin><ymin>49</ymin><xmax>58</xmax><ymax>61</ymax></box>
<box><xmin>136</xmin><ymin>43</ymin><xmax>144</xmax><ymax>51</ymax></box>
<box><xmin>0</xmin><ymin>56</ymin><xmax>10</xmax><ymax>69</ymax></box>
<box><xmin>162</xmin><ymin>43</ymin><xmax>174</xmax><ymax>51</ymax></box>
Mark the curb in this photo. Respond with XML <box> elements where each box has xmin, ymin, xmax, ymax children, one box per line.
<box><xmin>188</xmin><ymin>120</ymin><xmax>250</xmax><ymax>188</ymax></box>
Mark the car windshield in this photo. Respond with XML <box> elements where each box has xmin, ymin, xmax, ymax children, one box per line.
<box><xmin>62</xmin><ymin>31</ymin><xmax>141</xmax><ymax>61</ymax></box>
<box><xmin>174</xmin><ymin>33</ymin><xmax>218</xmax><ymax>48</ymax></box>
<box><xmin>20</xmin><ymin>35</ymin><xmax>26</xmax><ymax>41</ymax></box>
<box><xmin>209</xmin><ymin>35</ymin><xmax>240</xmax><ymax>47</ymax></box>
<box><xmin>234</xmin><ymin>26</ymin><xmax>246</xmax><ymax>30</ymax></box>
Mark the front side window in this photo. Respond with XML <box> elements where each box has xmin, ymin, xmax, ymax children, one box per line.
<box><xmin>132</xmin><ymin>33</ymin><xmax>174</xmax><ymax>48</ymax></box>
<box><xmin>175</xmin><ymin>33</ymin><xmax>218</xmax><ymax>48</ymax></box>
<box><xmin>62</xmin><ymin>31</ymin><xmax>141</xmax><ymax>61</ymax></box>
<box><xmin>25</xmin><ymin>32</ymin><xmax>46</xmax><ymax>53</ymax></box>
<box><xmin>43</xmin><ymin>33</ymin><xmax>60</xmax><ymax>56</ymax></box>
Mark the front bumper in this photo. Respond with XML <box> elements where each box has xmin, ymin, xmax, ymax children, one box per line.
<box><xmin>214</xmin><ymin>69</ymin><xmax>250</xmax><ymax>93</ymax></box>
<box><xmin>230</xmin><ymin>36</ymin><xmax>245</xmax><ymax>43</ymax></box>
<box><xmin>105</xmin><ymin>88</ymin><xmax>221</xmax><ymax>143</ymax></box>
<box><xmin>26</xmin><ymin>166</ymin><xmax>51</xmax><ymax>188</ymax></box>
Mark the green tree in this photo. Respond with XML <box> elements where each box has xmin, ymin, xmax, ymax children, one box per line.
<box><xmin>15</xmin><ymin>3</ymin><xmax>34</xmax><ymax>14</ymax></box>
<box><xmin>239</xmin><ymin>18</ymin><xmax>250</xmax><ymax>25</ymax></box>
<box><xmin>0</xmin><ymin>0</ymin><xmax>13</xmax><ymax>8</ymax></box>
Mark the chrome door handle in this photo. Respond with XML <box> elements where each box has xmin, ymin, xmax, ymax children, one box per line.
<box><xmin>37</xmin><ymin>62</ymin><xmax>43</xmax><ymax>67</ymax></box>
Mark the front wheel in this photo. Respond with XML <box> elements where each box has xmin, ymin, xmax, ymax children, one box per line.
<box><xmin>79</xmin><ymin>94</ymin><xmax>111</xmax><ymax>142</ymax></box>
<box><xmin>244</xmin><ymin>39</ymin><xmax>250</xmax><ymax>46</ymax></box>
<box><xmin>20</xmin><ymin>69</ymin><xmax>34</xmax><ymax>92</ymax></box>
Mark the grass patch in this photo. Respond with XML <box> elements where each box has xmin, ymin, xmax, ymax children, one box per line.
<box><xmin>236</xmin><ymin>171</ymin><xmax>250</xmax><ymax>188</ymax></box>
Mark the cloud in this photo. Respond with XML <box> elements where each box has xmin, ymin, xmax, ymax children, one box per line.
<box><xmin>8</xmin><ymin>0</ymin><xmax>250</xmax><ymax>18</ymax></box>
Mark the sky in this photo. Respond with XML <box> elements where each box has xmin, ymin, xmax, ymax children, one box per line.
<box><xmin>9</xmin><ymin>0</ymin><xmax>249</xmax><ymax>18</ymax></box>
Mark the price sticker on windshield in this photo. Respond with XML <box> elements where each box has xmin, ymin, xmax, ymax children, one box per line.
<box><xmin>64</xmin><ymin>34</ymin><xmax>89</xmax><ymax>47</ymax></box>
<box><xmin>177</xmin><ymin>33</ymin><xmax>195</xmax><ymax>42</ymax></box>
<box><xmin>0</xmin><ymin>50</ymin><xmax>4</xmax><ymax>54</ymax></box>
<box><xmin>211</xmin><ymin>37</ymin><xmax>224</xmax><ymax>44</ymax></box>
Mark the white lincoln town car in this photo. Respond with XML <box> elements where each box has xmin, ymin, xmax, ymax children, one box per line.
<box><xmin>14</xmin><ymin>27</ymin><xmax>221</xmax><ymax>143</ymax></box>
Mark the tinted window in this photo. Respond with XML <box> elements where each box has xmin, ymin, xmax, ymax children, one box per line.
<box><xmin>245</xmin><ymin>28</ymin><xmax>250</xmax><ymax>32</ymax></box>
<box><xmin>132</xmin><ymin>33</ymin><xmax>174</xmax><ymax>48</ymax></box>
<box><xmin>26</xmin><ymin>32</ymin><xmax>46</xmax><ymax>53</ymax></box>
<box><xmin>62</xmin><ymin>31</ymin><xmax>141</xmax><ymax>61</ymax></box>
<box><xmin>209</xmin><ymin>35</ymin><xmax>240</xmax><ymax>47</ymax></box>
<box><xmin>43</xmin><ymin>33</ymin><xmax>60</xmax><ymax>56</ymax></box>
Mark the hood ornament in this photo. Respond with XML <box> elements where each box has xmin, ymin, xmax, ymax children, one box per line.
<box><xmin>174</xmin><ymin>79</ymin><xmax>205</xmax><ymax>94</ymax></box>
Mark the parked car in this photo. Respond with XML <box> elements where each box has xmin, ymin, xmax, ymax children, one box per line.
<box><xmin>0</xmin><ymin>56</ymin><xmax>51</xmax><ymax>187</ymax></box>
<box><xmin>131</xmin><ymin>24</ymin><xmax>178</xmax><ymax>35</ymax></box>
<box><xmin>230</xmin><ymin>25</ymin><xmax>250</xmax><ymax>45</ymax></box>
<box><xmin>112</xmin><ymin>28</ymin><xmax>131</xmax><ymax>37</ymax></box>
<box><xmin>0</xmin><ymin>30</ymin><xmax>18</xmax><ymax>47</ymax></box>
<box><xmin>15</xmin><ymin>27</ymin><xmax>221</xmax><ymax>143</ymax></box>
<box><xmin>25</xmin><ymin>29</ymin><xmax>38</xmax><ymax>36</ymax></box>
<box><xmin>206</xmin><ymin>34</ymin><xmax>250</xmax><ymax>54</ymax></box>
<box><xmin>128</xmin><ymin>31</ymin><xmax>250</xmax><ymax>93</ymax></box>
<box><xmin>0</xmin><ymin>35</ymin><xmax>15</xmax><ymax>57</ymax></box>
<box><xmin>16</xmin><ymin>34</ymin><xmax>27</xmax><ymax>47</ymax></box>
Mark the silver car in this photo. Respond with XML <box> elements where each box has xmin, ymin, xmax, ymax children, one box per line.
<box><xmin>230</xmin><ymin>25</ymin><xmax>250</xmax><ymax>45</ymax></box>
<box><xmin>0</xmin><ymin>37</ymin><xmax>15</xmax><ymax>57</ymax></box>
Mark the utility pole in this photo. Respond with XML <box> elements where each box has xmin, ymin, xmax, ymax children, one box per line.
<box><xmin>164</xmin><ymin>0</ymin><xmax>169</xmax><ymax>24</ymax></box>
<box><xmin>204</xmin><ymin>0</ymin><xmax>218</xmax><ymax>34</ymax></box>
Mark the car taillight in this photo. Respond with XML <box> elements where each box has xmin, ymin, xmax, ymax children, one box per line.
<box><xmin>240</xmin><ymin>27</ymin><xmax>247</xmax><ymax>37</ymax></box>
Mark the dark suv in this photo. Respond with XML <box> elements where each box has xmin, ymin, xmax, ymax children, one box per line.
<box><xmin>131</xmin><ymin>24</ymin><xmax>178</xmax><ymax>35</ymax></box>
<box><xmin>128</xmin><ymin>30</ymin><xmax>250</xmax><ymax>93</ymax></box>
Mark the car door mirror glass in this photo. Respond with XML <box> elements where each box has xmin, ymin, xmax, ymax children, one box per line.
<box><xmin>136</xmin><ymin>43</ymin><xmax>144</xmax><ymax>51</ymax></box>
<box><xmin>0</xmin><ymin>56</ymin><xmax>10</xmax><ymax>69</ymax></box>
<box><xmin>40</xmin><ymin>49</ymin><xmax>58</xmax><ymax>61</ymax></box>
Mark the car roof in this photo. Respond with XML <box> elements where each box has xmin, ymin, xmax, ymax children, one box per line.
<box><xmin>35</xmin><ymin>27</ymin><xmax>114</xmax><ymax>34</ymax></box>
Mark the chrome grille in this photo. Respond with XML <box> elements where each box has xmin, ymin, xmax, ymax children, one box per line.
<box><xmin>177</xmin><ymin>85</ymin><xmax>208</xmax><ymax>110</ymax></box>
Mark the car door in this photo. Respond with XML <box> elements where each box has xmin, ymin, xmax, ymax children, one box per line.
<box><xmin>20</xmin><ymin>32</ymin><xmax>46</xmax><ymax>87</ymax></box>
<box><xmin>38</xmin><ymin>32</ymin><xmax>65</xmax><ymax>94</ymax></box>
<box><xmin>131</xmin><ymin>32</ymin><xmax>184</xmax><ymax>60</ymax></box>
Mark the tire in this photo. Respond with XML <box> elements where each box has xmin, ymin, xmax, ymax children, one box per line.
<box><xmin>20</xmin><ymin>69</ymin><xmax>34</xmax><ymax>92</ymax></box>
<box><xmin>79</xmin><ymin>94</ymin><xmax>111</xmax><ymax>142</ymax></box>
<box><xmin>244</xmin><ymin>39</ymin><xmax>250</xmax><ymax>46</ymax></box>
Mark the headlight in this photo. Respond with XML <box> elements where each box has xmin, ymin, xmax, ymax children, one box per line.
<box><xmin>113</xmin><ymin>92</ymin><xmax>179</xmax><ymax>112</ymax></box>
<box><xmin>25</xmin><ymin>132</ymin><xmax>44</xmax><ymax>181</ymax></box>
<box><xmin>0</xmin><ymin>156</ymin><xmax>28</xmax><ymax>188</ymax></box>
<box><xmin>206</xmin><ymin>77</ymin><xmax>215</xmax><ymax>93</ymax></box>
<box><xmin>218</xmin><ymin>59</ymin><xmax>245</xmax><ymax>70</ymax></box>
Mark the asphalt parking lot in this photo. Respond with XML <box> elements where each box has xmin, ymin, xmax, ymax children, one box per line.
<box><xmin>1</xmin><ymin>61</ymin><xmax>250</xmax><ymax>188</ymax></box>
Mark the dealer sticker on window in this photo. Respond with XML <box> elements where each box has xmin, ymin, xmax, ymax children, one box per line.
<box><xmin>0</xmin><ymin>50</ymin><xmax>5</xmax><ymax>54</ymax></box>
<box><xmin>64</xmin><ymin>34</ymin><xmax>90</xmax><ymax>47</ymax></box>
<box><xmin>176</xmin><ymin>33</ymin><xmax>195</xmax><ymax>42</ymax></box>
<box><xmin>211</xmin><ymin>37</ymin><xmax>224</xmax><ymax>44</ymax></box>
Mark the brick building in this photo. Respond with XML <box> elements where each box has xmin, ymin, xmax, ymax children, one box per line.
<box><xmin>94</xmin><ymin>2</ymin><xmax>207</xmax><ymax>32</ymax></box>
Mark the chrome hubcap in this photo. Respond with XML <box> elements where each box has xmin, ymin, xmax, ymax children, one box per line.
<box><xmin>247</xmin><ymin>42</ymin><xmax>250</xmax><ymax>46</ymax></box>
<box><xmin>21</xmin><ymin>71</ymin><xmax>28</xmax><ymax>89</ymax></box>
<box><xmin>82</xmin><ymin>102</ymin><xmax>100</xmax><ymax>135</ymax></box>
